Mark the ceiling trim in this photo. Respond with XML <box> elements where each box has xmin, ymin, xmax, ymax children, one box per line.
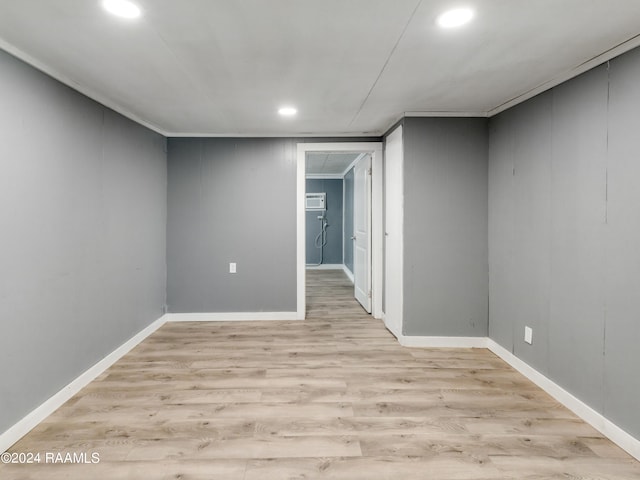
<box><xmin>488</xmin><ymin>32</ymin><xmax>640</xmax><ymax>117</ymax></box>
<box><xmin>404</xmin><ymin>111</ymin><xmax>489</xmax><ymax>118</ymax></box>
<box><xmin>5</xmin><ymin>25</ymin><xmax>640</xmax><ymax>137</ymax></box>
<box><xmin>1</xmin><ymin>34</ymin><xmax>490</xmax><ymax>138</ymax></box>
<box><xmin>300</xmin><ymin>142</ymin><xmax>383</xmax><ymax>154</ymax></box>
<box><xmin>305</xmin><ymin>174</ymin><xmax>344</xmax><ymax>180</ymax></box>
<box><xmin>342</xmin><ymin>152</ymin><xmax>367</xmax><ymax>177</ymax></box>
<box><xmin>0</xmin><ymin>38</ymin><xmax>169</xmax><ymax>137</ymax></box>
<box><xmin>0</xmin><ymin>35</ymin><xmax>385</xmax><ymax>138</ymax></box>
<box><xmin>381</xmin><ymin>110</ymin><xmax>489</xmax><ymax>137</ymax></box>
<box><xmin>165</xmin><ymin>132</ymin><xmax>384</xmax><ymax>138</ymax></box>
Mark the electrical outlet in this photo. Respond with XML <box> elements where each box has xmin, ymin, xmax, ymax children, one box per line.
<box><xmin>229</xmin><ymin>262</ymin><xmax>237</xmax><ymax>274</ymax></box>
<box><xmin>524</xmin><ymin>326</ymin><xmax>533</xmax><ymax>345</ymax></box>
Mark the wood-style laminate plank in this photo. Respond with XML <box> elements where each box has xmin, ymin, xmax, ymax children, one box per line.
<box><xmin>1</xmin><ymin>269</ymin><xmax>639</xmax><ymax>479</ymax></box>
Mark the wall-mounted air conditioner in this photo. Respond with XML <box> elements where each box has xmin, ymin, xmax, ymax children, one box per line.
<box><xmin>305</xmin><ymin>192</ymin><xmax>326</xmax><ymax>211</ymax></box>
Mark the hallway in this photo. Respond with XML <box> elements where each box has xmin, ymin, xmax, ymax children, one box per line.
<box><xmin>306</xmin><ymin>269</ymin><xmax>372</xmax><ymax>320</ymax></box>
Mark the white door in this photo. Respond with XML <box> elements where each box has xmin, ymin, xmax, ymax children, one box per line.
<box><xmin>384</xmin><ymin>126</ymin><xmax>403</xmax><ymax>337</ymax></box>
<box><xmin>353</xmin><ymin>154</ymin><xmax>372</xmax><ymax>312</ymax></box>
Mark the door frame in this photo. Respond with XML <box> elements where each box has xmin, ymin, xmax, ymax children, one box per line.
<box><xmin>382</xmin><ymin>125</ymin><xmax>404</xmax><ymax>337</ymax></box>
<box><xmin>296</xmin><ymin>142</ymin><xmax>383</xmax><ymax>320</ymax></box>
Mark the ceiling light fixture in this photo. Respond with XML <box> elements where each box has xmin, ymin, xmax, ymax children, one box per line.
<box><xmin>102</xmin><ymin>0</ymin><xmax>141</xmax><ymax>19</ymax></box>
<box><xmin>278</xmin><ymin>106</ymin><xmax>297</xmax><ymax>117</ymax></box>
<box><xmin>437</xmin><ymin>7</ymin><xmax>474</xmax><ymax>28</ymax></box>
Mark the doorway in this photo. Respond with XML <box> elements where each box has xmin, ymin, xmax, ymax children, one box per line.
<box><xmin>296</xmin><ymin>142</ymin><xmax>383</xmax><ymax>320</ymax></box>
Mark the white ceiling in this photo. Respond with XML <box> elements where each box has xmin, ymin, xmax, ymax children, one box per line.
<box><xmin>1</xmin><ymin>1</ymin><xmax>640</xmax><ymax>137</ymax></box>
<box><xmin>306</xmin><ymin>152</ymin><xmax>362</xmax><ymax>175</ymax></box>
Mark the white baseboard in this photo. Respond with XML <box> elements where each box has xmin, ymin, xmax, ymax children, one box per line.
<box><xmin>165</xmin><ymin>312</ymin><xmax>300</xmax><ymax>322</ymax></box>
<box><xmin>305</xmin><ymin>264</ymin><xmax>344</xmax><ymax>270</ymax></box>
<box><xmin>0</xmin><ymin>316</ymin><xmax>167</xmax><ymax>454</ymax></box>
<box><xmin>342</xmin><ymin>264</ymin><xmax>354</xmax><ymax>283</ymax></box>
<box><xmin>1</xmin><ymin>310</ymin><xmax>299</xmax><ymax>452</ymax></box>
<box><xmin>487</xmin><ymin>339</ymin><xmax>640</xmax><ymax>462</ymax></box>
<box><xmin>4</xmin><ymin>324</ymin><xmax>638</xmax><ymax>463</ymax></box>
<box><xmin>399</xmin><ymin>335</ymin><xmax>489</xmax><ymax>348</ymax></box>
<box><xmin>396</xmin><ymin>334</ymin><xmax>640</xmax><ymax>460</ymax></box>
<box><xmin>381</xmin><ymin>314</ymin><xmax>401</xmax><ymax>339</ymax></box>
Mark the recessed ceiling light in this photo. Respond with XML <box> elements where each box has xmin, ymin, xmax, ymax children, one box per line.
<box><xmin>102</xmin><ymin>0</ymin><xmax>141</xmax><ymax>19</ymax></box>
<box><xmin>437</xmin><ymin>8</ymin><xmax>474</xmax><ymax>28</ymax></box>
<box><xmin>278</xmin><ymin>107</ymin><xmax>297</xmax><ymax>117</ymax></box>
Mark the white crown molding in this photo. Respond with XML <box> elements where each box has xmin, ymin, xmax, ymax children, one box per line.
<box><xmin>5</xmin><ymin>30</ymin><xmax>640</xmax><ymax>138</ymax></box>
<box><xmin>488</xmin><ymin>33</ymin><xmax>640</xmax><ymax>117</ymax></box>
<box><xmin>305</xmin><ymin>174</ymin><xmax>345</xmax><ymax>180</ymax></box>
<box><xmin>165</xmin><ymin>132</ymin><xmax>384</xmax><ymax>138</ymax></box>
<box><xmin>380</xmin><ymin>111</ymin><xmax>489</xmax><ymax>138</ymax></box>
<box><xmin>342</xmin><ymin>152</ymin><xmax>367</xmax><ymax>177</ymax></box>
<box><xmin>403</xmin><ymin>111</ymin><xmax>489</xmax><ymax>118</ymax></box>
<box><xmin>0</xmin><ymin>39</ymin><xmax>169</xmax><ymax>137</ymax></box>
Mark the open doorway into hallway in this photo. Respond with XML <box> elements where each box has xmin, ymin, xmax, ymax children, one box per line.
<box><xmin>296</xmin><ymin>142</ymin><xmax>383</xmax><ymax>321</ymax></box>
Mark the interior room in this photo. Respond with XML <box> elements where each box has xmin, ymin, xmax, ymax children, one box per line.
<box><xmin>1</xmin><ymin>1</ymin><xmax>640</xmax><ymax>478</ymax></box>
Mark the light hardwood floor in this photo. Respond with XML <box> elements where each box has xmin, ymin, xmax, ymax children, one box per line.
<box><xmin>2</xmin><ymin>269</ymin><xmax>640</xmax><ymax>479</ymax></box>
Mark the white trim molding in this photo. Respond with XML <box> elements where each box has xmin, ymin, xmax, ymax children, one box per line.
<box><xmin>399</xmin><ymin>336</ymin><xmax>489</xmax><ymax>348</ymax></box>
<box><xmin>305</xmin><ymin>174</ymin><xmax>344</xmax><ymax>180</ymax></box>
<box><xmin>0</xmin><ymin>310</ymin><xmax>302</xmax><ymax>452</ymax></box>
<box><xmin>342</xmin><ymin>153</ymin><xmax>367</xmax><ymax>177</ymax></box>
<box><xmin>297</xmin><ymin>142</ymin><xmax>384</xmax><ymax>322</ymax></box>
<box><xmin>296</xmin><ymin>143</ymin><xmax>307</xmax><ymax>320</ymax></box>
<box><xmin>487</xmin><ymin>339</ymin><xmax>640</xmax><ymax>462</ymax></box>
<box><xmin>168</xmin><ymin>132</ymin><xmax>383</xmax><ymax>138</ymax></box>
<box><xmin>3</xmin><ymin>327</ymin><xmax>639</xmax><ymax>462</ymax></box>
<box><xmin>0</xmin><ymin>316</ymin><xmax>167</xmax><ymax>454</ymax></box>
<box><xmin>487</xmin><ymin>33</ymin><xmax>640</xmax><ymax>117</ymax></box>
<box><xmin>404</xmin><ymin>111</ymin><xmax>489</xmax><ymax>118</ymax></box>
<box><xmin>0</xmin><ymin>39</ymin><xmax>168</xmax><ymax>137</ymax></box>
<box><xmin>305</xmin><ymin>264</ymin><xmax>344</xmax><ymax>271</ymax></box>
<box><xmin>342</xmin><ymin>264</ymin><xmax>354</xmax><ymax>283</ymax></box>
<box><xmin>165</xmin><ymin>312</ymin><xmax>300</xmax><ymax>322</ymax></box>
<box><xmin>394</xmin><ymin>334</ymin><xmax>640</xmax><ymax>461</ymax></box>
<box><xmin>370</xmin><ymin>147</ymin><xmax>384</xmax><ymax>320</ymax></box>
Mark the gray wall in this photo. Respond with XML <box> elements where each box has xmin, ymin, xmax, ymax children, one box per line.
<box><xmin>305</xmin><ymin>179</ymin><xmax>343</xmax><ymax>265</ymax></box>
<box><xmin>402</xmin><ymin>117</ymin><xmax>489</xmax><ymax>337</ymax></box>
<box><xmin>0</xmin><ymin>50</ymin><xmax>167</xmax><ymax>434</ymax></box>
<box><xmin>343</xmin><ymin>168</ymin><xmax>355</xmax><ymax>273</ymax></box>
<box><xmin>167</xmin><ymin>137</ymin><xmax>379</xmax><ymax>313</ymax></box>
<box><xmin>489</xmin><ymin>48</ymin><xmax>640</xmax><ymax>438</ymax></box>
<box><xmin>167</xmin><ymin>138</ymin><xmax>297</xmax><ymax>313</ymax></box>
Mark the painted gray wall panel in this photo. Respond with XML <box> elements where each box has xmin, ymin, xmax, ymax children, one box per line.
<box><xmin>167</xmin><ymin>138</ymin><xmax>297</xmax><ymax>313</ymax></box>
<box><xmin>489</xmin><ymin>51</ymin><xmax>640</xmax><ymax>438</ymax></box>
<box><xmin>510</xmin><ymin>92</ymin><xmax>553</xmax><ymax>374</ymax></box>
<box><xmin>402</xmin><ymin>118</ymin><xmax>488</xmax><ymax>337</ymax></box>
<box><xmin>547</xmin><ymin>66</ymin><xmax>608</xmax><ymax>411</ymax></box>
<box><xmin>343</xmin><ymin>168</ymin><xmax>355</xmax><ymax>273</ymax></box>
<box><xmin>0</xmin><ymin>50</ymin><xmax>167</xmax><ymax>433</ymax></box>
<box><xmin>604</xmin><ymin>49</ymin><xmax>640</xmax><ymax>437</ymax></box>
<box><xmin>167</xmin><ymin>137</ymin><xmax>380</xmax><ymax>314</ymax></box>
<box><xmin>305</xmin><ymin>179</ymin><xmax>343</xmax><ymax>265</ymax></box>
<box><xmin>487</xmin><ymin>112</ymin><xmax>516</xmax><ymax>349</ymax></box>
<box><xmin>488</xmin><ymin>72</ymin><xmax>608</xmax><ymax>393</ymax></box>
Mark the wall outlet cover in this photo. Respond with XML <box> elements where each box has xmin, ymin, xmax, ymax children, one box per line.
<box><xmin>524</xmin><ymin>326</ymin><xmax>533</xmax><ymax>345</ymax></box>
<box><xmin>229</xmin><ymin>262</ymin><xmax>237</xmax><ymax>274</ymax></box>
